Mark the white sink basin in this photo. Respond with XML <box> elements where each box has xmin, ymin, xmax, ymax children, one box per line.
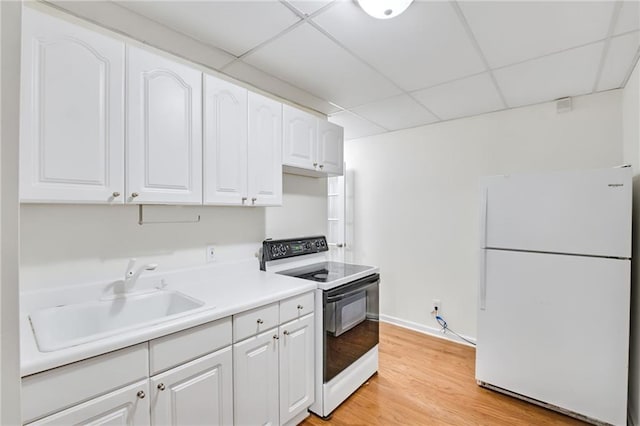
<box><xmin>29</xmin><ymin>290</ymin><xmax>206</xmax><ymax>352</ymax></box>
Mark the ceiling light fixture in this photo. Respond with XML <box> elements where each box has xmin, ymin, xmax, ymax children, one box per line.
<box><xmin>357</xmin><ymin>0</ymin><xmax>414</xmax><ymax>20</ymax></box>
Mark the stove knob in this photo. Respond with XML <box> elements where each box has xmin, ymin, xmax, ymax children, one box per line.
<box><xmin>279</xmin><ymin>244</ymin><xmax>286</xmax><ymax>253</ymax></box>
<box><xmin>320</xmin><ymin>240</ymin><xmax>325</xmax><ymax>247</ymax></box>
<box><xmin>305</xmin><ymin>242</ymin><xmax>311</xmax><ymax>250</ymax></box>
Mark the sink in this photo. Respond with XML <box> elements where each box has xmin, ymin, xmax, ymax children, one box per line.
<box><xmin>29</xmin><ymin>290</ymin><xmax>206</xmax><ymax>352</ymax></box>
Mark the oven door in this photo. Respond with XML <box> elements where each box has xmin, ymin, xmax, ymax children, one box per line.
<box><xmin>323</xmin><ymin>273</ymin><xmax>379</xmax><ymax>383</ymax></box>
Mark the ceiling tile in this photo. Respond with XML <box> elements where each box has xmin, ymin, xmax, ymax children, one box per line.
<box><xmin>313</xmin><ymin>1</ymin><xmax>484</xmax><ymax>92</ymax></box>
<box><xmin>616</xmin><ymin>1</ymin><xmax>640</xmax><ymax>35</ymax></box>
<box><xmin>350</xmin><ymin>95</ymin><xmax>438</xmax><ymax>130</ymax></box>
<box><xmin>329</xmin><ymin>111</ymin><xmax>386</xmax><ymax>140</ymax></box>
<box><xmin>286</xmin><ymin>0</ymin><xmax>334</xmax><ymax>17</ymax></box>
<box><xmin>494</xmin><ymin>42</ymin><xmax>604</xmax><ymax>108</ymax></box>
<box><xmin>114</xmin><ymin>1</ymin><xmax>300</xmax><ymax>57</ymax></box>
<box><xmin>598</xmin><ymin>32</ymin><xmax>640</xmax><ymax>90</ymax></box>
<box><xmin>459</xmin><ymin>1</ymin><xmax>614</xmax><ymax>68</ymax></box>
<box><xmin>223</xmin><ymin>61</ymin><xmax>341</xmax><ymax>115</ymax></box>
<box><xmin>243</xmin><ymin>23</ymin><xmax>402</xmax><ymax>108</ymax></box>
<box><xmin>412</xmin><ymin>73</ymin><xmax>504</xmax><ymax>121</ymax></box>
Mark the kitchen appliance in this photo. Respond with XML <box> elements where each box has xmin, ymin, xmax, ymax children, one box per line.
<box><xmin>476</xmin><ymin>166</ymin><xmax>632</xmax><ymax>425</ymax></box>
<box><xmin>260</xmin><ymin>236</ymin><xmax>379</xmax><ymax>418</ymax></box>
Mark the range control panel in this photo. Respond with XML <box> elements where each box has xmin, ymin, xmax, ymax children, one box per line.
<box><xmin>262</xmin><ymin>236</ymin><xmax>328</xmax><ymax>263</ymax></box>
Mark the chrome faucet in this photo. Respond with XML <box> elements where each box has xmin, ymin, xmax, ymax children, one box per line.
<box><xmin>124</xmin><ymin>258</ymin><xmax>158</xmax><ymax>292</ymax></box>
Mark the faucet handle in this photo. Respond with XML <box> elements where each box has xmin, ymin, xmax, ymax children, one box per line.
<box><xmin>146</xmin><ymin>263</ymin><xmax>159</xmax><ymax>271</ymax></box>
<box><xmin>126</xmin><ymin>258</ymin><xmax>137</xmax><ymax>277</ymax></box>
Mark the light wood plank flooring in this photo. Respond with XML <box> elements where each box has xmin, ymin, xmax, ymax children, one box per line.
<box><xmin>302</xmin><ymin>322</ymin><xmax>586</xmax><ymax>426</ymax></box>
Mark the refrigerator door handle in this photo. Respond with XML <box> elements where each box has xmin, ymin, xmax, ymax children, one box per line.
<box><xmin>480</xmin><ymin>187</ymin><xmax>488</xmax><ymax>248</ymax></box>
<box><xmin>479</xmin><ymin>249</ymin><xmax>487</xmax><ymax>310</ymax></box>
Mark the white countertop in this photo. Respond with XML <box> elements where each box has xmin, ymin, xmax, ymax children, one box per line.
<box><xmin>20</xmin><ymin>259</ymin><xmax>316</xmax><ymax>377</ymax></box>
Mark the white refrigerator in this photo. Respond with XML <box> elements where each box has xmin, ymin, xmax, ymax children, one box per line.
<box><xmin>476</xmin><ymin>167</ymin><xmax>632</xmax><ymax>426</ymax></box>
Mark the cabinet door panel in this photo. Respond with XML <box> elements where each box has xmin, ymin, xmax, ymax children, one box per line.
<box><xmin>279</xmin><ymin>314</ymin><xmax>315</xmax><ymax>424</ymax></box>
<box><xmin>247</xmin><ymin>93</ymin><xmax>282</xmax><ymax>206</ymax></box>
<box><xmin>26</xmin><ymin>381</ymin><xmax>149</xmax><ymax>426</ymax></box>
<box><xmin>127</xmin><ymin>46</ymin><xmax>202</xmax><ymax>204</ymax></box>
<box><xmin>20</xmin><ymin>7</ymin><xmax>124</xmax><ymax>203</ymax></box>
<box><xmin>234</xmin><ymin>329</ymin><xmax>279</xmax><ymax>426</ymax></box>
<box><xmin>282</xmin><ymin>105</ymin><xmax>316</xmax><ymax>170</ymax></box>
<box><xmin>151</xmin><ymin>346</ymin><xmax>233</xmax><ymax>426</ymax></box>
<box><xmin>317</xmin><ymin>121</ymin><xmax>344</xmax><ymax>176</ymax></box>
<box><xmin>203</xmin><ymin>74</ymin><xmax>248</xmax><ymax>205</ymax></box>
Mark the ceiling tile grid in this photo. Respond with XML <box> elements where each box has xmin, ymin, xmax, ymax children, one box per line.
<box><xmin>350</xmin><ymin>94</ymin><xmax>439</xmax><ymax>131</ymax></box>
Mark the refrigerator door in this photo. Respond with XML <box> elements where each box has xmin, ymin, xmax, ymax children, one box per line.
<box><xmin>481</xmin><ymin>167</ymin><xmax>631</xmax><ymax>258</ymax></box>
<box><xmin>476</xmin><ymin>249</ymin><xmax>630</xmax><ymax>425</ymax></box>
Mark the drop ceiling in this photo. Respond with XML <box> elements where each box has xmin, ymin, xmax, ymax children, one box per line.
<box><xmin>113</xmin><ymin>0</ymin><xmax>640</xmax><ymax>140</ymax></box>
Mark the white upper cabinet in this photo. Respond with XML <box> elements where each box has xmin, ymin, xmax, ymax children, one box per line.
<box><xmin>127</xmin><ymin>45</ymin><xmax>202</xmax><ymax>204</ymax></box>
<box><xmin>283</xmin><ymin>104</ymin><xmax>344</xmax><ymax>177</ymax></box>
<box><xmin>248</xmin><ymin>92</ymin><xmax>283</xmax><ymax>206</ymax></box>
<box><xmin>20</xmin><ymin>7</ymin><xmax>125</xmax><ymax>204</ymax></box>
<box><xmin>203</xmin><ymin>74</ymin><xmax>248</xmax><ymax>205</ymax></box>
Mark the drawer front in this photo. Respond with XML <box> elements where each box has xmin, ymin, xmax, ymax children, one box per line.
<box><xmin>280</xmin><ymin>292</ymin><xmax>315</xmax><ymax>324</ymax></box>
<box><xmin>149</xmin><ymin>317</ymin><xmax>232</xmax><ymax>375</ymax></box>
<box><xmin>233</xmin><ymin>303</ymin><xmax>279</xmax><ymax>343</ymax></box>
<box><xmin>22</xmin><ymin>343</ymin><xmax>148</xmax><ymax>423</ymax></box>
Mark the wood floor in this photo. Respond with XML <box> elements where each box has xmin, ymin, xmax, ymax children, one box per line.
<box><xmin>301</xmin><ymin>322</ymin><xmax>586</xmax><ymax>426</ymax></box>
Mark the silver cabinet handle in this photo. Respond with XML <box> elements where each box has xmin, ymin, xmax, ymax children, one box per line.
<box><xmin>257</xmin><ymin>318</ymin><xmax>264</xmax><ymax>324</ymax></box>
<box><xmin>137</xmin><ymin>390</ymin><xmax>146</xmax><ymax>399</ymax></box>
<box><xmin>157</xmin><ymin>383</ymin><xmax>165</xmax><ymax>391</ymax></box>
<box><xmin>241</xmin><ymin>197</ymin><xmax>247</xmax><ymax>204</ymax></box>
<box><xmin>273</xmin><ymin>334</ymin><xmax>279</xmax><ymax>340</ymax></box>
<box><xmin>319</xmin><ymin>164</ymin><xmax>324</xmax><ymax>169</ymax></box>
<box><xmin>283</xmin><ymin>330</ymin><xmax>290</xmax><ymax>336</ymax></box>
<box><xmin>112</xmin><ymin>192</ymin><xmax>120</xmax><ymax>198</ymax></box>
<box><xmin>297</xmin><ymin>305</ymin><xmax>303</xmax><ymax>310</ymax></box>
<box><xmin>131</xmin><ymin>192</ymin><xmax>139</xmax><ymax>198</ymax></box>
<box><xmin>251</xmin><ymin>197</ymin><xmax>257</xmax><ymax>204</ymax></box>
<box><xmin>313</xmin><ymin>162</ymin><xmax>318</xmax><ymax>167</ymax></box>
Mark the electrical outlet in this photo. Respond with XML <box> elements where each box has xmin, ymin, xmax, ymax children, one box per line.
<box><xmin>432</xmin><ymin>299</ymin><xmax>441</xmax><ymax>315</ymax></box>
<box><xmin>206</xmin><ymin>245</ymin><xmax>216</xmax><ymax>263</ymax></box>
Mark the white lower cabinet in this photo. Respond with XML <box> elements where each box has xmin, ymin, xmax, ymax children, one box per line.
<box><xmin>26</xmin><ymin>380</ymin><xmax>150</xmax><ymax>426</ymax></box>
<box><xmin>234</xmin><ymin>329</ymin><xmax>280</xmax><ymax>426</ymax></box>
<box><xmin>279</xmin><ymin>314</ymin><xmax>315</xmax><ymax>425</ymax></box>
<box><xmin>151</xmin><ymin>346</ymin><xmax>233</xmax><ymax>426</ymax></box>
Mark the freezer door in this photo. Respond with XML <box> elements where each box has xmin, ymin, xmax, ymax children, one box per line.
<box><xmin>476</xmin><ymin>249</ymin><xmax>630</xmax><ymax>425</ymax></box>
<box><xmin>481</xmin><ymin>167</ymin><xmax>631</xmax><ymax>258</ymax></box>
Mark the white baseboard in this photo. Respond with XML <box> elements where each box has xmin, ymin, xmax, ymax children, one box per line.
<box><xmin>379</xmin><ymin>314</ymin><xmax>476</xmax><ymax>347</ymax></box>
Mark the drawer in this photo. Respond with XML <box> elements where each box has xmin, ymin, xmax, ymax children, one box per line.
<box><xmin>280</xmin><ymin>291</ymin><xmax>315</xmax><ymax>324</ymax></box>
<box><xmin>149</xmin><ymin>317</ymin><xmax>232</xmax><ymax>375</ymax></box>
<box><xmin>22</xmin><ymin>343</ymin><xmax>148</xmax><ymax>423</ymax></box>
<box><xmin>233</xmin><ymin>302</ymin><xmax>279</xmax><ymax>342</ymax></box>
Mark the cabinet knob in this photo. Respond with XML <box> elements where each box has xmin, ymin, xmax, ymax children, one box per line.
<box><xmin>257</xmin><ymin>318</ymin><xmax>264</xmax><ymax>324</ymax></box>
<box><xmin>251</xmin><ymin>197</ymin><xmax>257</xmax><ymax>204</ymax></box>
<box><xmin>297</xmin><ymin>305</ymin><xmax>304</xmax><ymax>310</ymax></box>
<box><xmin>313</xmin><ymin>162</ymin><xmax>318</xmax><ymax>168</ymax></box>
<box><xmin>112</xmin><ymin>191</ymin><xmax>120</xmax><ymax>198</ymax></box>
<box><xmin>283</xmin><ymin>330</ymin><xmax>290</xmax><ymax>336</ymax></box>
<box><xmin>241</xmin><ymin>197</ymin><xmax>247</xmax><ymax>204</ymax></box>
<box><xmin>319</xmin><ymin>164</ymin><xmax>324</xmax><ymax>169</ymax></box>
<box><xmin>131</xmin><ymin>192</ymin><xmax>139</xmax><ymax>198</ymax></box>
<box><xmin>157</xmin><ymin>383</ymin><xmax>165</xmax><ymax>391</ymax></box>
<box><xmin>273</xmin><ymin>334</ymin><xmax>279</xmax><ymax>340</ymax></box>
<box><xmin>137</xmin><ymin>390</ymin><xmax>146</xmax><ymax>399</ymax></box>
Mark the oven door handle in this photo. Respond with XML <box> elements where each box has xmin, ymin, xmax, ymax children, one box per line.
<box><xmin>326</xmin><ymin>281</ymin><xmax>377</xmax><ymax>303</ymax></box>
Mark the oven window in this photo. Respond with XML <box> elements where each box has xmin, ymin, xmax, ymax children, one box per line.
<box><xmin>323</xmin><ymin>275</ymin><xmax>379</xmax><ymax>383</ymax></box>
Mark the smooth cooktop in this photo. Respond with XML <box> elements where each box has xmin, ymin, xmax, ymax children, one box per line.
<box><xmin>277</xmin><ymin>261</ymin><xmax>373</xmax><ymax>283</ymax></box>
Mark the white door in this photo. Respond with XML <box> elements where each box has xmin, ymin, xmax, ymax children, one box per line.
<box><xmin>476</xmin><ymin>249</ymin><xmax>630</xmax><ymax>425</ymax></box>
<box><xmin>482</xmin><ymin>167</ymin><xmax>632</xmax><ymax>258</ymax></box>
<box><xmin>317</xmin><ymin>121</ymin><xmax>344</xmax><ymax>176</ymax></box>
<box><xmin>127</xmin><ymin>45</ymin><xmax>202</xmax><ymax>204</ymax></box>
<box><xmin>20</xmin><ymin>7</ymin><xmax>125</xmax><ymax>204</ymax></box>
<box><xmin>203</xmin><ymin>74</ymin><xmax>248</xmax><ymax>206</ymax></box>
<box><xmin>282</xmin><ymin>105</ymin><xmax>317</xmax><ymax>171</ymax></box>
<box><xmin>26</xmin><ymin>381</ymin><xmax>149</xmax><ymax>425</ymax></box>
<box><xmin>247</xmin><ymin>92</ymin><xmax>282</xmax><ymax>206</ymax></box>
<box><xmin>151</xmin><ymin>346</ymin><xmax>233</xmax><ymax>426</ymax></box>
<box><xmin>234</xmin><ymin>328</ymin><xmax>279</xmax><ymax>426</ymax></box>
<box><xmin>279</xmin><ymin>314</ymin><xmax>315</xmax><ymax>425</ymax></box>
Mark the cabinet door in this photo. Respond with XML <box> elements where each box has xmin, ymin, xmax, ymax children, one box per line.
<box><xmin>26</xmin><ymin>380</ymin><xmax>149</xmax><ymax>426</ymax></box>
<box><xmin>151</xmin><ymin>346</ymin><xmax>233</xmax><ymax>426</ymax></box>
<box><xmin>127</xmin><ymin>46</ymin><xmax>202</xmax><ymax>204</ymax></box>
<box><xmin>279</xmin><ymin>313</ymin><xmax>315</xmax><ymax>425</ymax></box>
<box><xmin>20</xmin><ymin>7</ymin><xmax>125</xmax><ymax>204</ymax></box>
<box><xmin>247</xmin><ymin>92</ymin><xmax>282</xmax><ymax>206</ymax></box>
<box><xmin>317</xmin><ymin>121</ymin><xmax>344</xmax><ymax>176</ymax></box>
<box><xmin>234</xmin><ymin>328</ymin><xmax>279</xmax><ymax>426</ymax></box>
<box><xmin>282</xmin><ymin>105</ymin><xmax>317</xmax><ymax>171</ymax></box>
<box><xmin>203</xmin><ymin>74</ymin><xmax>248</xmax><ymax>206</ymax></box>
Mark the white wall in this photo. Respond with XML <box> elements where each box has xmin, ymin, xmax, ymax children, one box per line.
<box><xmin>623</xmin><ymin>60</ymin><xmax>640</xmax><ymax>426</ymax></box>
<box><xmin>20</xmin><ymin>174</ymin><xmax>327</xmax><ymax>291</ymax></box>
<box><xmin>345</xmin><ymin>90</ymin><xmax>623</xmax><ymax>340</ymax></box>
